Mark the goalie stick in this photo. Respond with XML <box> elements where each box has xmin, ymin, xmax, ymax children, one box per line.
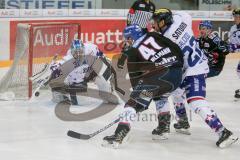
<box><xmin>29</xmin><ymin>55</ymin><xmax>58</xmax><ymax>98</ymax></box>
<box><xmin>31</xmin><ymin>76</ymin><xmax>53</xmax><ymax>98</ymax></box>
<box><xmin>67</xmin><ymin>117</ymin><xmax>120</xmax><ymax>140</ymax></box>
<box><xmin>29</xmin><ymin>63</ymin><xmax>49</xmax><ymax>82</ymax></box>
<box><xmin>29</xmin><ymin>55</ymin><xmax>58</xmax><ymax>83</ymax></box>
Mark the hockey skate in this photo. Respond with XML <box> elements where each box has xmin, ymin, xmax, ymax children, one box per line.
<box><xmin>216</xmin><ymin>128</ymin><xmax>238</xmax><ymax>148</ymax></box>
<box><xmin>152</xmin><ymin>113</ymin><xmax>171</xmax><ymax>140</ymax></box>
<box><xmin>102</xmin><ymin>123</ymin><xmax>130</xmax><ymax>149</ymax></box>
<box><xmin>234</xmin><ymin>89</ymin><xmax>240</xmax><ymax>101</ymax></box>
<box><xmin>174</xmin><ymin>116</ymin><xmax>191</xmax><ymax>135</ymax></box>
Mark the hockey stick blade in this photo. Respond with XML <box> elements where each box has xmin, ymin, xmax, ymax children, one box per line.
<box><xmin>67</xmin><ymin>118</ymin><xmax>120</xmax><ymax>140</ymax></box>
<box><xmin>67</xmin><ymin>130</ymin><xmax>91</xmax><ymax>140</ymax></box>
<box><xmin>30</xmin><ymin>75</ymin><xmax>53</xmax><ymax>100</ymax></box>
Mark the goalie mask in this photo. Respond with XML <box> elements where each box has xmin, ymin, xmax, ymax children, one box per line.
<box><xmin>71</xmin><ymin>39</ymin><xmax>84</xmax><ymax>61</ymax></box>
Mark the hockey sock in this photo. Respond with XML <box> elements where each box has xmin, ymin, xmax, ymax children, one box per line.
<box><xmin>174</xmin><ymin>102</ymin><xmax>188</xmax><ymax>119</ymax></box>
<box><xmin>171</xmin><ymin>88</ymin><xmax>187</xmax><ymax>119</ymax></box>
<box><xmin>154</xmin><ymin>96</ymin><xmax>170</xmax><ymax>115</ymax></box>
<box><xmin>189</xmin><ymin>100</ymin><xmax>224</xmax><ymax>136</ymax></box>
<box><xmin>119</xmin><ymin>106</ymin><xmax>137</xmax><ymax>126</ymax></box>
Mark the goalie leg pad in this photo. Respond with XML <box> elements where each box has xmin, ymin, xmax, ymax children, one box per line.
<box><xmin>52</xmin><ymin>90</ymin><xmax>67</xmax><ymax>103</ymax></box>
<box><xmin>99</xmin><ymin>91</ymin><xmax>119</xmax><ymax>104</ymax></box>
<box><xmin>65</xmin><ymin>82</ymin><xmax>88</xmax><ymax>93</ymax></box>
<box><xmin>92</xmin><ymin>57</ymin><xmax>113</xmax><ymax>81</ymax></box>
<box><xmin>92</xmin><ymin>58</ymin><xmax>121</xmax><ymax>104</ymax></box>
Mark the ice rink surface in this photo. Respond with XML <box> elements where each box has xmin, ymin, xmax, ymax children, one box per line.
<box><xmin>0</xmin><ymin>59</ymin><xmax>240</xmax><ymax>160</ymax></box>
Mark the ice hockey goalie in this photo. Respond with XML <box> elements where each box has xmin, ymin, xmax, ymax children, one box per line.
<box><xmin>48</xmin><ymin>39</ymin><xmax>120</xmax><ymax>105</ymax></box>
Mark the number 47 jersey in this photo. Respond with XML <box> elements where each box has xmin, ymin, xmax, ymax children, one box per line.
<box><xmin>125</xmin><ymin>32</ymin><xmax>184</xmax><ymax>68</ymax></box>
<box><xmin>163</xmin><ymin>11</ymin><xmax>209</xmax><ymax>77</ymax></box>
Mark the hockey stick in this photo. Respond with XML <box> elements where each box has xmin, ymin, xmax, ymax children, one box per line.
<box><xmin>31</xmin><ymin>76</ymin><xmax>53</xmax><ymax>98</ymax></box>
<box><xmin>29</xmin><ymin>63</ymin><xmax>49</xmax><ymax>82</ymax></box>
<box><xmin>67</xmin><ymin>117</ymin><xmax>120</xmax><ymax>140</ymax></box>
<box><xmin>30</xmin><ymin>55</ymin><xmax>58</xmax><ymax>98</ymax></box>
<box><xmin>29</xmin><ymin>55</ymin><xmax>58</xmax><ymax>82</ymax></box>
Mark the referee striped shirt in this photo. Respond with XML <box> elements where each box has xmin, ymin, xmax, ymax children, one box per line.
<box><xmin>127</xmin><ymin>0</ymin><xmax>155</xmax><ymax>30</ymax></box>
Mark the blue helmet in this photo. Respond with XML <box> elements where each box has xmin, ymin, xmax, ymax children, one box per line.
<box><xmin>71</xmin><ymin>39</ymin><xmax>84</xmax><ymax>58</ymax></box>
<box><xmin>199</xmin><ymin>20</ymin><xmax>213</xmax><ymax>29</ymax></box>
<box><xmin>123</xmin><ymin>24</ymin><xmax>144</xmax><ymax>41</ymax></box>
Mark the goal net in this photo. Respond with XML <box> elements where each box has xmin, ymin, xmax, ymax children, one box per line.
<box><xmin>0</xmin><ymin>22</ymin><xmax>81</xmax><ymax>100</ymax></box>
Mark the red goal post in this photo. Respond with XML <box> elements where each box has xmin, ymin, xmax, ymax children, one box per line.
<box><xmin>0</xmin><ymin>22</ymin><xmax>81</xmax><ymax>100</ymax></box>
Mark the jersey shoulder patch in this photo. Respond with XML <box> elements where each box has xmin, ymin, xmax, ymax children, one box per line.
<box><xmin>209</xmin><ymin>33</ymin><xmax>220</xmax><ymax>44</ymax></box>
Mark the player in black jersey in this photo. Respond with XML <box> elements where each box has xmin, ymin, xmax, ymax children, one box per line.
<box><xmin>102</xmin><ymin>24</ymin><xmax>183</xmax><ymax>148</ymax></box>
<box><xmin>197</xmin><ymin>20</ymin><xmax>229</xmax><ymax>78</ymax></box>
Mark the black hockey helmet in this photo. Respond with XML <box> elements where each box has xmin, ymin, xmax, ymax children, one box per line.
<box><xmin>232</xmin><ymin>8</ymin><xmax>240</xmax><ymax>16</ymax></box>
<box><xmin>152</xmin><ymin>8</ymin><xmax>173</xmax><ymax>26</ymax></box>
